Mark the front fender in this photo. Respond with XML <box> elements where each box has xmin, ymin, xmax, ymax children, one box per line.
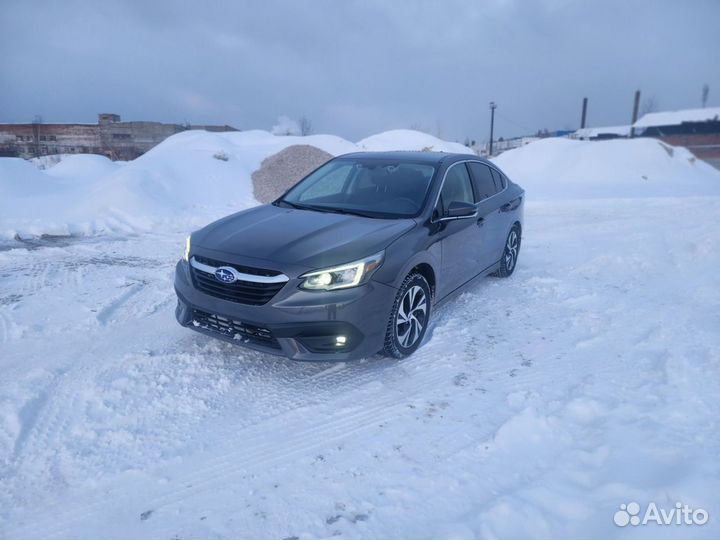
<box><xmin>372</xmin><ymin>228</ymin><xmax>440</xmax><ymax>292</ymax></box>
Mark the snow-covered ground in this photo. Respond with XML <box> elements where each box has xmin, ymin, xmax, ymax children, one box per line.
<box><xmin>1</xmin><ymin>132</ymin><xmax>719</xmax><ymax>538</ymax></box>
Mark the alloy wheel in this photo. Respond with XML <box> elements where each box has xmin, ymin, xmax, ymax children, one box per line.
<box><xmin>395</xmin><ymin>285</ymin><xmax>427</xmax><ymax>348</ymax></box>
<box><xmin>505</xmin><ymin>229</ymin><xmax>519</xmax><ymax>272</ymax></box>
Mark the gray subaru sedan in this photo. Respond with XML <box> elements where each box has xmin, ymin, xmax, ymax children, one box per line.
<box><xmin>174</xmin><ymin>151</ymin><xmax>524</xmax><ymax>361</ymax></box>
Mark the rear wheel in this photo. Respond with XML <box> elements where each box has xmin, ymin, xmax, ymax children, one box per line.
<box><xmin>492</xmin><ymin>225</ymin><xmax>521</xmax><ymax>277</ymax></box>
<box><xmin>383</xmin><ymin>273</ymin><xmax>431</xmax><ymax>358</ymax></box>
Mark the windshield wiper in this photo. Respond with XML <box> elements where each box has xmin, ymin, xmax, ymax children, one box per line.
<box><xmin>275</xmin><ymin>199</ymin><xmax>311</xmax><ymax>211</ymax></box>
<box><xmin>319</xmin><ymin>207</ymin><xmax>379</xmax><ymax>218</ymax></box>
<box><xmin>276</xmin><ymin>200</ymin><xmax>379</xmax><ymax>218</ymax></box>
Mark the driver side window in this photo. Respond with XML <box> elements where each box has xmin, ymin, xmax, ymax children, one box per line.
<box><xmin>439</xmin><ymin>163</ymin><xmax>474</xmax><ymax>216</ymax></box>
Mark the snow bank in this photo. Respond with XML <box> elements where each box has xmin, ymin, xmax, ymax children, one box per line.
<box><xmin>0</xmin><ymin>158</ymin><xmax>95</xmax><ymax>238</ymax></box>
<box><xmin>357</xmin><ymin>129</ymin><xmax>472</xmax><ymax>153</ymax></box>
<box><xmin>492</xmin><ymin>137</ymin><xmax>720</xmax><ymax>199</ymax></box>
<box><xmin>3</xmin><ymin>129</ymin><xmax>720</xmax><ymax>240</ymax></box>
<box><xmin>0</xmin><ymin>130</ymin><xmax>358</xmax><ymax>239</ymax></box>
<box><xmin>44</xmin><ymin>154</ymin><xmax>122</xmax><ymax>182</ymax></box>
<box><xmin>0</xmin><ymin>129</ymin><xmax>468</xmax><ymax>239</ymax></box>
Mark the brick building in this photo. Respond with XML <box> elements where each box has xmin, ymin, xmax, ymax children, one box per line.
<box><xmin>634</xmin><ymin>107</ymin><xmax>720</xmax><ymax>168</ymax></box>
<box><xmin>0</xmin><ymin>113</ymin><xmax>238</xmax><ymax>160</ymax></box>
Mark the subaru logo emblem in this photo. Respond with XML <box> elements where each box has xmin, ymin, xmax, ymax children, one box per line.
<box><xmin>214</xmin><ymin>266</ymin><xmax>237</xmax><ymax>284</ymax></box>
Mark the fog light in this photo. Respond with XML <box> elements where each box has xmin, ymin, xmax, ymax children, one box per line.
<box><xmin>335</xmin><ymin>335</ymin><xmax>347</xmax><ymax>346</ymax></box>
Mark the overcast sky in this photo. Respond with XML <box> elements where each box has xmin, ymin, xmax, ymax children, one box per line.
<box><xmin>1</xmin><ymin>0</ymin><xmax>718</xmax><ymax>142</ymax></box>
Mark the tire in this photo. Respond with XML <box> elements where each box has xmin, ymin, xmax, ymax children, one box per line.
<box><xmin>382</xmin><ymin>273</ymin><xmax>432</xmax><ymax>359</ymax></box>
<box><xmin>492</xmin><ymin>225</ymin><xmax>521</xmax><ymax>278</ymax></box>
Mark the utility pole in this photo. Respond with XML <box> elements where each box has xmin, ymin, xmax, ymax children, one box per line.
<box><xmin>630</xmin><ymin>90</ymin><xmax>641</xmax><ymax>138</ymax></box>
<box><xmin>489</xmin><ymin>101</ymin><xmax>497</xmax><ymax>156</ymax></box>
<box><xmin>580</xmin><ymin>97</ymin><xmax>588</xmax><ymax>129</ymax></box>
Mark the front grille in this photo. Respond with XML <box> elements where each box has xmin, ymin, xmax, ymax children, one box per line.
<box><xmin>193</xmin><ymin>256</ymin><xmax>282</xmax><ymax>278</ymax></box>
<box><xmin>190</xmin><ymin>256</ymin><xmax>286</xmax><ymax>306</ymax></box>
<box><xmin>191</xmin><ymin>309</ymin><xmax>280</xmax><ymax>349</ymax></box>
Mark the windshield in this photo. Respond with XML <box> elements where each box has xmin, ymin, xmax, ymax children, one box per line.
<box><xmin>276</xmin><ymin>158</ymin><xmax>437</xmax><ymax>218</ymax></box>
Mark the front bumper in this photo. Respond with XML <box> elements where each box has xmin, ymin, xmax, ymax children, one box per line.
<box><xmin>174</xmin><ymin>259</ymin><xmax>398</xmax><ymax>361</ymax></box>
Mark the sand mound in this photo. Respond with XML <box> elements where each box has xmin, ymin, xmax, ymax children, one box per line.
<box><xmin>252</xmin><ymin>144</ymin><xmax>334</xmax><ymax>203</ymax></box>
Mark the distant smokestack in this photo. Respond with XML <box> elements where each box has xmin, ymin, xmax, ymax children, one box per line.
<box><xmin>580</xmin><ymin>97</ymin><xmax>588</xmax><ymax>129</ymax></box>
<box><xmin>630</xmin><ymin>90</ymin><xmax>641</xmax><ymax>138</ymax></box>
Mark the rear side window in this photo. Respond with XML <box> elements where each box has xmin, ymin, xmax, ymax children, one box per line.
<box><xmin>468</xmin><ymin>162</ymin><xmax>498</xmax><ymax>200</ymax></box>
<box><xmin>489</xmin><ymin>168</ymin><xmax>506</xmax><ymax>192</ymax></box>
<box><xmin>439</xmin><ymin>163</ymin><xmax>474</xmax><ymax>215</ymax></box>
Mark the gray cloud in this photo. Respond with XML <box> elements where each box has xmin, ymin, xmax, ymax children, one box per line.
<box><xmin>1</xmin><ymin>0</ymin><xmax>718</xmax><ymax>142</ymax></box>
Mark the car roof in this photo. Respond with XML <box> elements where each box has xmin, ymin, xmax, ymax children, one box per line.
<box><xmin>336</xmin><ymin>151</ymin><xmax>485</xmax><ymax>165</ymax></box>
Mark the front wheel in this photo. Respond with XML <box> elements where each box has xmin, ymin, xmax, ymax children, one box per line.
<box><xmin>492</xmin><ymin>225</ymin><xmax>521</xmax><ymax>277</ymax></box>
<box><xmin>383</xmin><ymin>273</ymin><xmax>431</xmax><ymax>358</ymax></box>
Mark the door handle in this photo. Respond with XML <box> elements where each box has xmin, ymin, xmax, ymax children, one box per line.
<box><xmin>500</xmin><ymin>197</ymin><xmax>522</xmax><ymax>213</ymax></box>
<box><xmin>476</xmin><ymin>217</ymin><xmax>485</xmax><ymax>227</ymax></box>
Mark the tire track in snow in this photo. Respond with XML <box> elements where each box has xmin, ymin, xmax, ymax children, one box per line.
<box><xmin>5</xmin><ymin>262</ymin><xmax>612</xmax><ymax>536</ymax></box>
<box><xmin>2</xmin><ymin>230</ymin><xmax>638</xmax><ymax>537</ymax></box>
<box><xmin>0</xmin><ymin>243</ymin><xmax>179</xmax><ymax>514</ymax></box>
<box><xmin>4</xmin><ymin>365</ymin><xmax>83</xmax><ymax>471</ymax></box>
<box><xmin>95</xmin><ymin>281</ymin><xmax>145</xmax><ymax>325</ymax></box>
<box><xmin>0</xmin><ymin>309</ymin><xmax>9</xmax><ymax>344</ymax></box>
<box><xmin>4</xmin><ymin>335</ymin><xmax>468</xmax><ymax>538</ymax></box>
<box><xmin>12</xmin><ymin>261</ymin><xmax>52</xmax><ymax>296</ymax></box>
<box><xmin>4</xmin><ymin>277</ymin><xmax>613</xmax><ymax>539</ymax></box>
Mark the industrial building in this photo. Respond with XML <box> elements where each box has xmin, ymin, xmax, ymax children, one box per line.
<box><xmin>0</xmin><ymin>113</ymin><xmax>238</xmax><ymax>160</ymax></box>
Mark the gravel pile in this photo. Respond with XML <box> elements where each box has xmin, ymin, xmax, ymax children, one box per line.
<box><xmin>252</xmin><ymin>144</ymin><xmax>334</xmax><ymax>203</ymax></box>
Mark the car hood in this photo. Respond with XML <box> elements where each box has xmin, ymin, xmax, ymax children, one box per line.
<box><xmin>193</xmin><ymin>204</ymin><xmax>416</xmax><ymax>269</ymax></box>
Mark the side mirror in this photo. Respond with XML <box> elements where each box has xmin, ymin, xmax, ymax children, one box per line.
<box><xmin>445</xmin><ymin>201</ymin><xmax>477</xmax><ymax>219</ymax></box>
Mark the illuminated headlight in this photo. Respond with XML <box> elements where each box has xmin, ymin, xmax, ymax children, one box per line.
<box><xmin>182</xmin><ymin>235</ymin><xmax>191</xmax><ymax>262</ymax></box>
<box><xmin>300</xmin><ymin>251</ymin><xmax>384</xmax><ymax>291</ymax></box>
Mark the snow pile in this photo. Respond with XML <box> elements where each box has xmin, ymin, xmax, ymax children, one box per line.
<box><xmin>2</xmin><ymin>129</ymin><xmax>720</xmax><ymax>240</ymax></box>
<box><xmin>0</xmin><ymin>130</ymin><xmax>357</xmax><ymax>239</ymax></box>
<box><xmin>44</xmin><ymin>154</ymin><xmax>122</xmax><ymax>182</ymax></box>
<box><xmin>30</xmin><ymin>154</ymin><xmax>71</xmax><ymax>170</ymax></box>
<box><xmin>0</xmin><ymin>129</ymin><xmax>471</xmax><ymax>239</ymax></box>
<box><xmin>88</xmin><ymin>129</ymin><xmax>357</xmax><ymax>215</ymax></box>
<box><xmin>0</xmin><ymin>158</ymin><xmax>89</xmax><ymax>236</ymax></box>
<box><xmin>357</xmin><ymin>129</ymin><xmax>472</xmax><ymax>153</ymax></box>
<box><xmin>492</xmin><ymin>137</ymin><xmax>720</xmax><ymax>199</ymax></box>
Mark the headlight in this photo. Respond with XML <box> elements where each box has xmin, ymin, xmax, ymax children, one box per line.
<box><xmin>182</xmin><ymin>235</ymin><xmax>191</xmax><ymax>262</ymax></box>
<box><xmin>300</xmin><ymin>251</ymin><xmax>384</xmax><ymax>291</ymax></box>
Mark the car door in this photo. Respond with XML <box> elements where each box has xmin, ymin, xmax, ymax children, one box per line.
<box><xmin>433</xmin><ymin>162</ymin><xmax>486</xmax><ymax>298</ymax></box>
<box><xmin>488</xmin><ymin>168</ymin><xmax>515</xmax><ymax>258</ymax></box>
<box><xmin>468</xmin><ymin>161</ymin><xmax>506</xmax><ymax>266</ymax></box>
